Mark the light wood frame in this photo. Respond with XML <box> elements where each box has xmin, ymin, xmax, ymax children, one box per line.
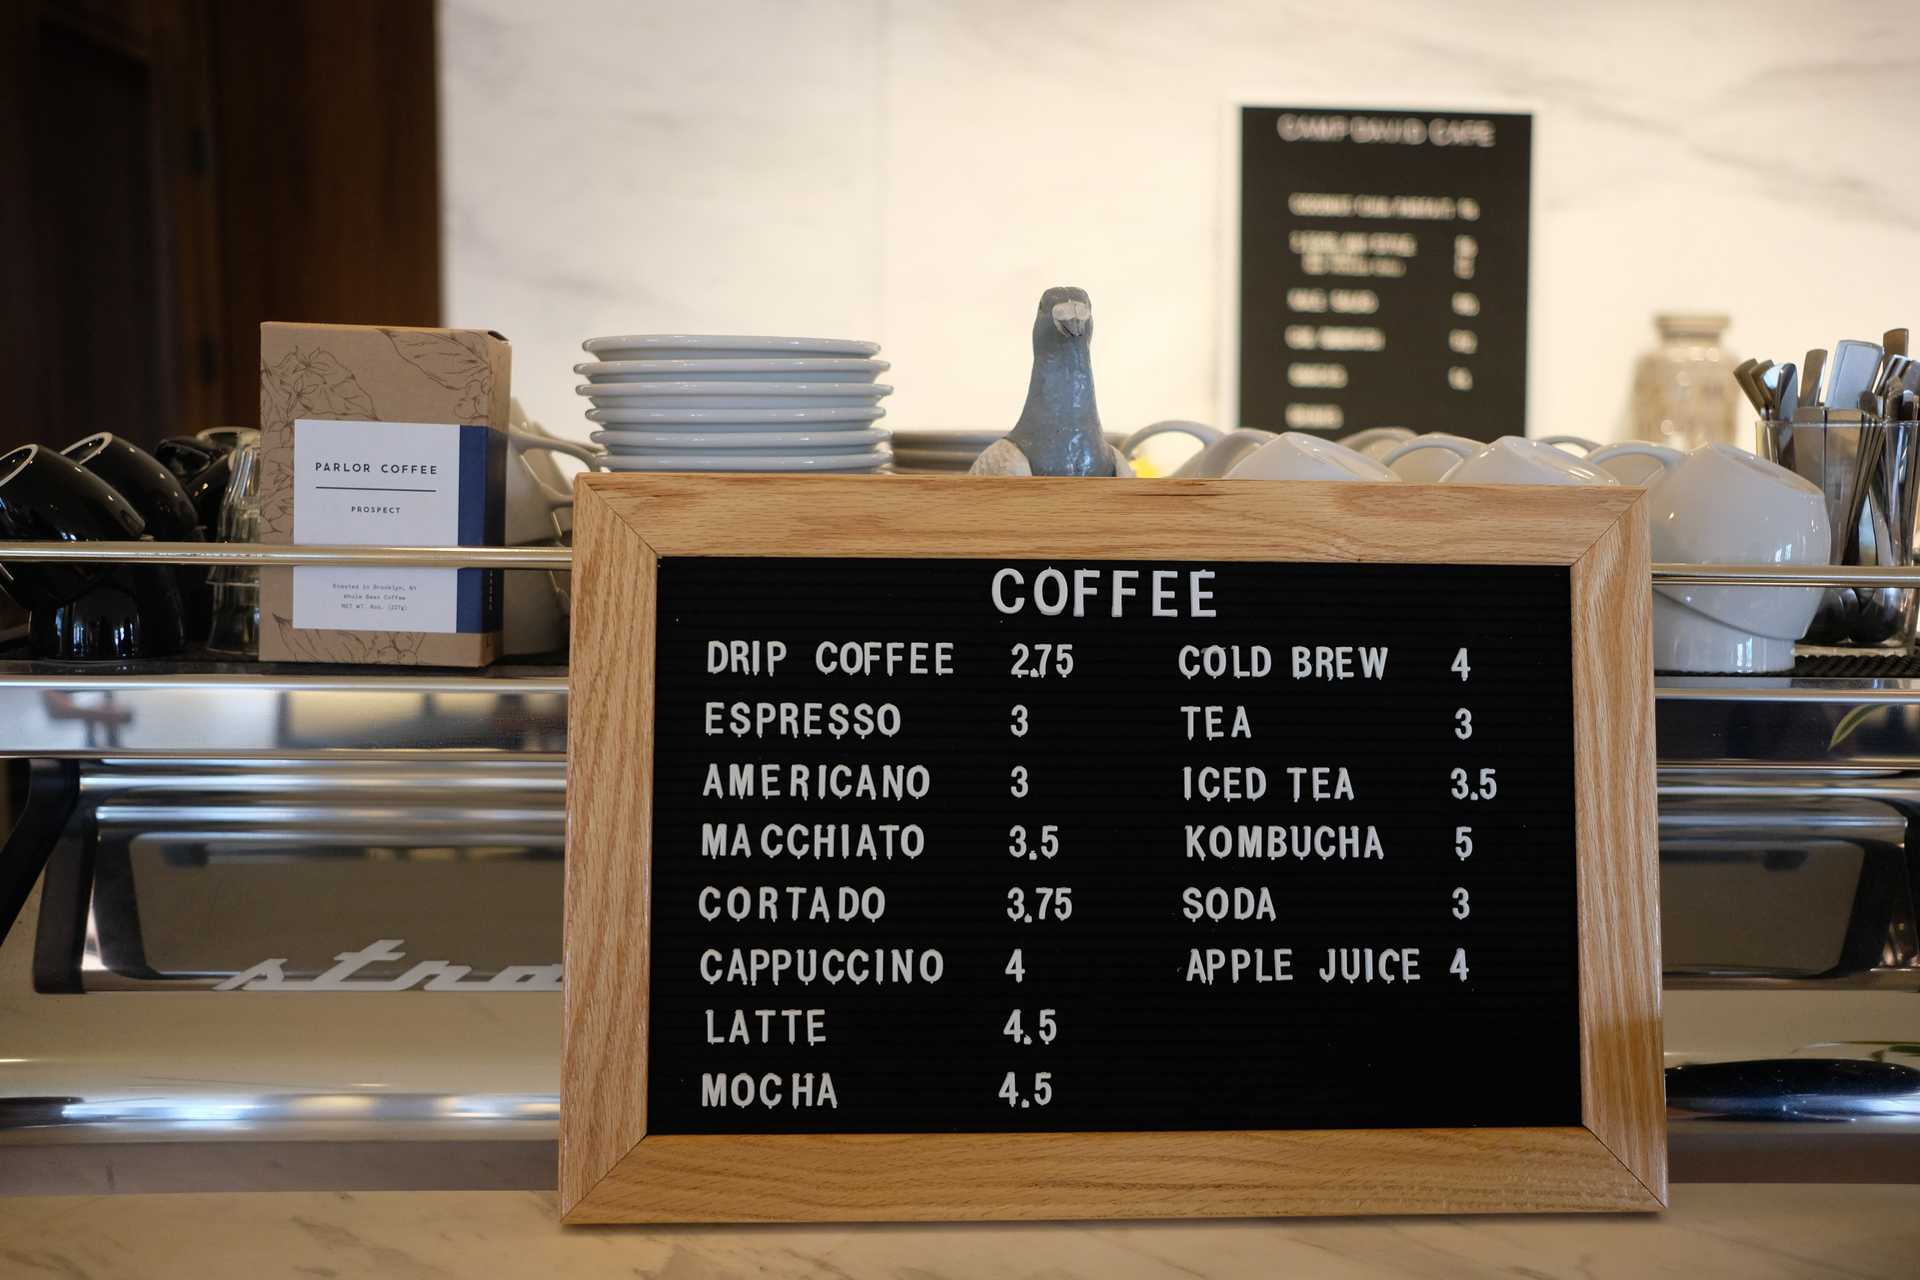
<box><xmin>562</xmin><ymin>475</ymin><xmax>1664</xmax><ymax>1223</ymax></box>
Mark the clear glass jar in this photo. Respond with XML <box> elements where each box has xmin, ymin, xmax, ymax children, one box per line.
<box><xmin>1628</xmin><ymin>313</ymin><xmax>1739</xmax><ymax>449</ymax></box>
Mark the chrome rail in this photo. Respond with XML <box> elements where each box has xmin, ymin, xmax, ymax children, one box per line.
<box><xmin>0</xmin><ymin>541</ymin><xmax>570</xmax><ymax>569</ymax></box>
<box><xmin>7</xmin><ymin>540</ymin><xmax>1920</xmax><ymax>585</ymax></box>
<box><xmin>1653</xmin><ymin>564</ymin><xmax>1920</xmax><ymax>587</ymax></box>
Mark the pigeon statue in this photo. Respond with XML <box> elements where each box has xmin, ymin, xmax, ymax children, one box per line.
<box><xmin>970</xmin><ymin>286</ymin><xmax>1134</xmax><ymax>477</ymax></box>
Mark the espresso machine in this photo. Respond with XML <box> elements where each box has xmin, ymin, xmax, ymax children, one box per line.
<box><xmin>0</xmin><ymin>553</ymin><xmax>1917</xmax><ymax>1191</ymax></box>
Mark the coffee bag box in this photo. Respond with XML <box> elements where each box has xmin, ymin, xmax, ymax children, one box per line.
<box><xmin>257</xmin><ymin>322</ymin><xmax>510</xmax><ymax>666</ymax></box>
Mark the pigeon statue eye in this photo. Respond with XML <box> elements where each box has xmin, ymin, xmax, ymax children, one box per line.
<box><xmin>969</xmin><ymin>287</ymin><xmax>1132</xmax><ymax>478</ymax></box>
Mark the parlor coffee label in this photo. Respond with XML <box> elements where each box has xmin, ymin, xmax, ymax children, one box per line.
<box><xmin>291</xmin><ymin>418</ymin><xmax>487</xmax><ymax>633</ymax></box>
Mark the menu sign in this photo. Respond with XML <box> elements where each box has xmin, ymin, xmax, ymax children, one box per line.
<box><xmin>1237</xmin><ymin>105</ymin><xmax>1531</xmax><ymax>440</ymax></box>
<box><xmin>561</xmin><ymin>476</ymin><xmax>1663</xmax><ymax>1224</ymax></box>
<box><xmin>647</xmin><ymin>557</ymin><xmax>1578</xmax><ymax>1134</ymax></box>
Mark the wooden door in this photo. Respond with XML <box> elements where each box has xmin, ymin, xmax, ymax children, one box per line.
<box><xmin>0</xmin><ymin>0</ymin><xmax>441</xmax><ymax>456</ymax></box>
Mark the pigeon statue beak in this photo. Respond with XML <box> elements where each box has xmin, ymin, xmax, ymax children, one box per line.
<box><xmin>1051</xmin><ymin>299</ymin><xmax>1091</xmax><ymax>338</ymax></box>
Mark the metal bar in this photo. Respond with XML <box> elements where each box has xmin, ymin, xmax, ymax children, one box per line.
<box><xmin>0</xmin><ymin>671</ymin><xmax>568</xmax><ymax>693</ymax></box>
<box><xmin>0</xmin><ymin>542</ymin><xmax>571</xmax><ymax>569</ymax></box>
<box><xmin>1652</xmin><ymin>564</ymin><xmax>1920</xmax><ymax>587</ymax></box>
<box><xmin>5</xmin><ymin>543</ymin><xmax>1920</xmax><ymax>587</ymax></box>
<box><xmin>1656</xmin><ymin>684</ymin><xmax>1920</xmax><ymax>705</ymax></box>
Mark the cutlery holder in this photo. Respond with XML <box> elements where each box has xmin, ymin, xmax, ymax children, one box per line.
<box><xmin>1760</xmin><ymin>416</ymin><xmax>1920</xmax><ymax>651</ymax></box>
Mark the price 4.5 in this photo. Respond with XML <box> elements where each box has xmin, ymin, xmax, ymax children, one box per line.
<box><xmin>999</xmin><ymin>1070</ymin><xmax>1053</xmax><ymax>1108</ymax></box>
<box><xmin>1003</xmin><ymin>1007</ymin><xmax>1058</xmax><ymax>1046</ymax></box>
<box><xmin>1006</xmin><ymin>886</ymin><xmax>1073</xmax><ymax>922</ymax></box>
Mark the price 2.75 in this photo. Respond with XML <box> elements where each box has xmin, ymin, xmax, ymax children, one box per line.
<box><xmin>1009</xmin><ymin>643</ymin><xmax>1073</xmax><ymax>678</ymax></box>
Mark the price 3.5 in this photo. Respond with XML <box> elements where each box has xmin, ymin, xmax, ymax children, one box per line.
<box><xmin>1449</xmin><ymin>766</ymin><xmax>1497</xmax><ymax>801</ymax></box>
<box><xmin>1008</xmin><ymin>824</ymin><xmax>1058</xmax><ymax>860</ymax></box>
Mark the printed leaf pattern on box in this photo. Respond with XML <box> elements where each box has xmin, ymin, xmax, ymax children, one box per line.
<box><xmin>383</xmin><ymin>329</ymin><xmax>494</xmax><ymax>422</ymax></box>
<box><xmin>270</xmin><ymin>612</ymin><xmax>430</xmax><ymax>665</ymax></box>
<box><xmin>259</xmin><ymin>348</ymin><xmax>376</xmax><ymax>432</ymax></box>
<box><xmin>259</xmin><ymin>347</ymin><xmax>377</xmax><ymax>541</ymax></box>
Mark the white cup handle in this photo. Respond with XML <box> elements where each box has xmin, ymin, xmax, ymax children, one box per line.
<box><xmin>1588</xmin><ymin>442</ymin><xmax>1684</xmax><ymax>479</ymax></box>
<box><xmin>509</xmin><ymin>428</ymin><xmax>604</xmax><ymax>469</ymax></box>
<box><xmin>1537</xmin><ymin>434</ymin><xmax>1600</xmax><ymax>454</ymax></box>
<box><xmin>1381</xmin><ymin>438</ymin><xmax>1479</xmax><ymax>468</ymax></box>
<box><xmin>1196</xmin><ymin>430</ymin><xmax>1286</xmax><ymax>477</ymax></box>
<box><xmin>508</xmin><ymin>429</ymin><xmax>605</xmax><ymax>509</ymax></box>
<box><xmin>1122</xmin><ymin>420</ymin><xmax>1224</xmax><ymax>456</ymax></box>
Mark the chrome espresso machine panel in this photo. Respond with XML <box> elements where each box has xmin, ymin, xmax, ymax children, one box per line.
<box><xmin>1</xmin><ymin>656</ymin><xmax>1917</xmax><ymax>1190</ymax></box>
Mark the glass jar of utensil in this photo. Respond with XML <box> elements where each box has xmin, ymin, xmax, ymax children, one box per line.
<box><xmin>1760</xmin><ymin>413</ymin><xmax>1920</xmax><ymax>652</ymax></box>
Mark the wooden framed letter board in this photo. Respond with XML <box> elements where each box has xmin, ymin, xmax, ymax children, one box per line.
<box><xmin>561</xmin><ymin>475</ymin><xmax>1664</xmax><ymax>1223</ymax></box>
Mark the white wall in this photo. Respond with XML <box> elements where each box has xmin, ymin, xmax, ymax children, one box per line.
<box><xmin>442</xmin><ymin>0</ymin><xmax>1920</xmax><ymax>446</ymax></box>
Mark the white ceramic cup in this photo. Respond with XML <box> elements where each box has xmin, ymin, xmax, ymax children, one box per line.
<box><xmin>1336</xmin><ymin>426</ymin><xmax>1415</xmax><ymax>459</ymax></box>
<box><xmin>503</xmin><ymin>567</ymin><xmax>567</xmax><ymax>656</ymax></box>
<box><xmin>1224</xmin><ymin>432</ymin><xmax>1400</xmax><ymax>481</ymax></box>
<box><xmin>1379</xmin><ymin>433</ymin><xmax>1485</xmax><ymax>482</ymax></box>
<box><xmin>1384</xmin><ymin>435</ymin><xmax>1616</xmax><ymax>486</ymax></box>
<box><xmin>1587</xmin><ymin>441</ymin><xmax>1686</xmax><ymax>486</ymax></box>
<box><xmin>1121</xmin><ymin>422</ymin><xmax>1276</xmax><ymax>478</ymax></box>
<box><xmin>506</xmin><ymin>430</ymin><xmax>602</xmax><ymax>546</ymax></box>
<box><xmin>1602</xmin><ymin>442</ymin><xmax>1830</xmax><ymax>673</ymax></box>
<box><xmin>499</xmin><ymin>422</ymin><xmax>599</xmax><ymax>655</ymax></box>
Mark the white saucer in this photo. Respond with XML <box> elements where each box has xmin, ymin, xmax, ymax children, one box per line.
<box><xmin>586</xmin><ymin>405</ymin><xmax>886</xmax><ymax>427</ymax></box>
<box><xmin>579</xmin><ymin>382</ymin><xmax>892</xmax><ymax>411</ymax></box>
<box><xmin>584</xmin><ymin>395</ymin><xmax>888</xmax><ymax>411</ymax></box>
<box><xmin>576</xmin><ymin>358</ymin><xmax>889</xmax><ymax>384</ymax></box>
<box><xmin>583</xmin><ymin>334</ymin><xmax>881</xmax><ymax>360</ymax></box>
<box><xmin>592</xmin><ymin>426</ymin><xmax>890</xmax><ymax>451</ymax></box>
<box><xmin>601</xmin><ymin>450</ymin><xmax>891</xmax><ymax>472</ymax></box>
<box><xmin>577</xmin><ymin>380</ymin><xmax>891</xmax><ymax>398</ymax></box>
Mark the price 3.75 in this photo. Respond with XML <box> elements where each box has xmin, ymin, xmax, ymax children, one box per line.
<box><xmin>1006</xmin><ymin>886</ymin><xmax>1073</xmax><ymax>923</ymax></box>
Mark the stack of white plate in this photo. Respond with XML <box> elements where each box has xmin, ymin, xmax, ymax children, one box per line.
<box><xmin>574</xmin><ymin>335</ymin><xmax>892</xmax><ymax>472</ymax></box>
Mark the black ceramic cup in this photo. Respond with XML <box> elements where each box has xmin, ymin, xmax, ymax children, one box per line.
<box><xmin>0</xmin><ymin>445</ymin><xmax>185</xmax><ymax>660</ymax></box>
<box><xmin>64</xmin><ymin>433</ymin><xmax>211</xmax><ymax>632</ymax></box>
<box><xmin>155</xmin><ymin>436</ymin><xmax>224</xmax><ymax>481</ymax></box>
<box><xmin>195</xmin><ymin>426</ymin><xmax>258</xmax><ymax>452</ymax></box>
<box><xmin>181</xmin><ymin>450</ymin><xmax>235</xmax><ymax>531</ymax></box>
<box><xmin>63</xmin><ymin>434</ymin><xmax>202</xmax><ymax>540</ymax></box>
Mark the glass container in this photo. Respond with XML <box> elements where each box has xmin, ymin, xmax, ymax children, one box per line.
<box><xmin>1629</xmin><ymin>313</ymin><xmax>1739</xmax><ymax>449</ymax></box>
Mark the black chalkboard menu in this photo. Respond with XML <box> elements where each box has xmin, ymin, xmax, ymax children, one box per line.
<box><xmin>1238</xmin><ymin>105</ymin><xmax>1531</xmax><ymax>440</ymax></box>
<box><xmin>645</xmin><ymin>555</ymin><xmax>1579</xmax><ymax>1136</ymax></box>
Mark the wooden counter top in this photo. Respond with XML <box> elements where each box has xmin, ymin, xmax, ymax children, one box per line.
<box><xmin>0</xmin><ymin>1184</ymin><xmax>1914</xmax><ymax>1278</ymax></box>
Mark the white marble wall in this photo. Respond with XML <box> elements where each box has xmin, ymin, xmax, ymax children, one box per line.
<box><xmin>443</xmin><ymin>0</ymin><xmax>1920</xmax><ymax>445</ymax></box>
